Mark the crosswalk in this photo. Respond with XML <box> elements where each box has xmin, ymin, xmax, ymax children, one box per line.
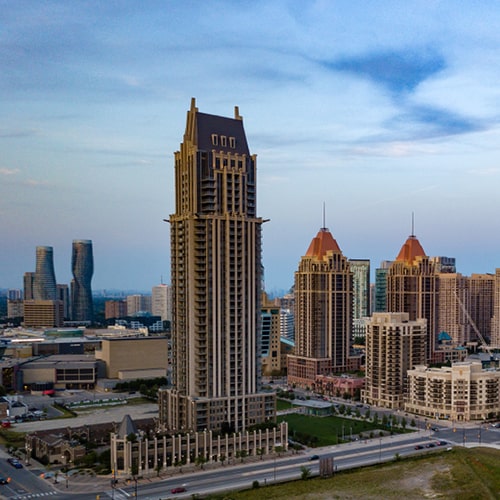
<box><xmin>11</xmin><ymin>493</ymin><xmax>57</xmax><ymax>499</ymax></box>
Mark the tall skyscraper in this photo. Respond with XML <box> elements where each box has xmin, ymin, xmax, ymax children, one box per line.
<box><xmin>374</xmin><ymin>261</ymin><xmax>392</xmax><ymax>313</ymax></box>
<box><xmin>159</xmin><ymin>99</ymin><xmax>275</xmax><ymax>433</ymax></box>
<box><xmin>287</xmin><ymin>227</ymin><xmax>353</xmax><ymax>387</ymax></box>
<box><xmin>33</xmin><ymin>246</ymin><xmax>57</xmax><ymax>300</ymax></box>
<box><xmin>152</xmin><ymin>284</ymin><xmax>171</xmax><ymax>322</ymax></box>
<box><xmin>489</xmin><ymin>269</ymin><xmax>500</xmax><ymax>348</ymax></box>
<box><xmin>363</xmin><ymin>312</ymin><xmax>427</xmax><ymax>409</ymax></box>
<box><xmin>71</xmin><ymin>239</ymin><xmax>94</xmax><ymax>322</ymax></box>
<box><xmin>469</xmin><ymin>273</ymin><xmax>494</xmax><ymax>345</ymax></box>
<box><xmin>349</xmin><ymin>259</ymin><xmax>370</xmax><ymax>340</ymax></box>
<box><xmin>386</xmin><ymin>233</ymin><xmax>438</xmax><ymax>360</ymax></box>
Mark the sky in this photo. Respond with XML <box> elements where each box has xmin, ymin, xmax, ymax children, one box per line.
<box><xmin>2</xmin><ymin>1</ymin><xmax>500</xmax><ymax>294</ymax></box>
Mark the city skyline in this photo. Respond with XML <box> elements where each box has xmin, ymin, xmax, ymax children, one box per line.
<box><xmin>3</xmin><ymin>2</ymin><xmax>500</xmax><ymax>291</ymax></box>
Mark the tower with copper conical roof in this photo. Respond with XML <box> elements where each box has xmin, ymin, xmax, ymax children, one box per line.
<box><xmin>288</xmin><ymin>227</ymin><xmax>353</xmax><ymax>387</ymax></box>
<box><xmin>386</xmin><ymin>231</ymin><xmax>437</xmax><ymax>360</ymax></box>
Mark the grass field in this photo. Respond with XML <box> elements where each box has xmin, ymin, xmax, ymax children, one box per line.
<box><xmin>209</xmin><ymin>447</ymin><xmax>500</xmax><ymax>499</ymax></box>
<box><xmin>279</xmin><ymin>413</ymin><xmax>401</xmax><ymax>446</ymax></box>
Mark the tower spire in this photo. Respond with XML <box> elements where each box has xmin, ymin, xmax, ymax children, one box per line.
<box><xmin>411</xmin><ymin>212</ymin><xmax>415</xmax><ymax>237</ymax></box>
<box><xmin>322</xmin><ymin>202</ymin><xmax>326</xmax><ymax>230</ymax></box>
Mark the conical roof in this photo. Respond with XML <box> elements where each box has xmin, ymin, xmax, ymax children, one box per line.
<box><xmin>395</xmin><ymin>235</ymin><xmax>426</xmax><ymax>264</ymax></box>
<box><xmin>305</xmin><ymin>228</ymin><xmax>342</xmax><ymax>260</ymax></box>
<box><xmin>116</xmin><ymin>414</ymin><xmax>138</xmax><ymax>439</ymax></box>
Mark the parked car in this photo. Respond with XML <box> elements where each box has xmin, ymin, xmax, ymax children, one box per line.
<box><xmin>0</xmin><ymin>476</ymin><xmax>9</xmax><ymax>485</ymax></box>
<box><xmin>414</xmin><ymin>445</ymin><xmax>423</xmax><ymax>450</ymax></box>
<box><xmin>309</xmin><ymin>454</ymin><xmax>320</xmax><ymax>461</ymax></box>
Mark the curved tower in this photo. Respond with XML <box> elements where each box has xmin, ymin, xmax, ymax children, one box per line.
<box><xmin>71</xmin><ymin>239</ymin><xmax>94</xmax><ymax>322</ymax></box>
<box><xmin>33</xmin><ymin>246</ymin><xmax>57</xmax><ymax>300</ymax></box>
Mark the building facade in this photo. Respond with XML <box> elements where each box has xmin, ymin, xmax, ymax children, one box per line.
<box><xmin>261</xmin><ymin>293</ymin><xmax>282</xmax><ymax>377</ymax></box>
<box><xmin>159</xmin><ymin>99</ymin><xmax>276</xmax><ymax>434</ymax></box>
<box><xmin>288</xmin><ymin>227</ymin><xmax>353</xmax><ymax>387</ymax></box>
<box><xmin>405</xmin><ymin>362</ymin><xmax>500</xmax><ymax>421</ymax></box>
<box><xmin>126</xmin><ymin>295</ymin><xmax>152</xmax><ymax>316</ymax></box>
<box><xmin>373</xmin><ymin>261</ymin><xmax>392</xmax><ymax>313</ymax></box>
<box><xmin>71</xmin><ymin>239</ymin><xmax>94</xmax><ymax>322</ymax></box>
<box><xmin>23</xmin><ymin>300</ymin><xmax>64</xmax><ymax>328</ymax></box>
<box><xmin>349</xmin><ymin>259</ymin><xmax>370</xmax><ymax>340</ymax></box>
<box><xmin>363</xmin><ymin>312</ymin><xmax>427</xmax><ymax>409</ymax></box>
<box><xmin>437</xmin><ymin>273</ymin><xmax>471</xmax><ymax>346</ymax></box>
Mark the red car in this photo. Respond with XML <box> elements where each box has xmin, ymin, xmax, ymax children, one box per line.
<box><xmin>171</xmin><ymin>487</ymin><xmax>186</xmax><ymax>494</ymax></box>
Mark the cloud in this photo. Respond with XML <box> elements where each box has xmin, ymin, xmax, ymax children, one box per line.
<box><xmin>0</xmin><ymin>168</ymin><xmax>20</xmax><ymax>175</ymax></box>
<box><xmin>24</xmin><ymin>179</ymin><xmax>50</xmax><ymax>187</ymax></box>
<box><xmin>319</xmin><ymin>49</ymin><xmax>446</xmax><ymax>94</ymax></box>
<box><xmin>0</xmin><ymin>129</ymin><xmax>39</xmax><ymax>138</ymax></box>
<box><xmin>388</xmin><ymin>105</ymin><xmax>484</xmax><ymax>140</ymax></box>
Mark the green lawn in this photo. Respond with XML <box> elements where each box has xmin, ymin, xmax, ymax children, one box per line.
<box><xmin>278</xmin><ymin>413</ymin><xmax>405</xmax><ymax>447</ymax></box>
<box><xmin>276</xmin><ymin>399</ymin><xmax>293</xmax><ymax>411</ymax></box>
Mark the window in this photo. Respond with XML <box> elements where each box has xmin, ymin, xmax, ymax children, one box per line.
<box><xmin>229</xmin><ymin>137</ymin><xmax>236</xmax><ymax>148</ymax></box>
<box><xmin>221</xmin><ymin>135</ymin><xmax>227</xmax><ymax>147</ymax></box>
<box><xmin>211</xmin><ymin>134</ymin><xmax>218</xmax><ymax>146</ymax></box>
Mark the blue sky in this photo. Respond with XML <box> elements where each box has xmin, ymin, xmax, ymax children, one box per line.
<box><xmin>2</xmin><ymin>1</ymin><xmax>500</xmax><ymax>294</ymax></box>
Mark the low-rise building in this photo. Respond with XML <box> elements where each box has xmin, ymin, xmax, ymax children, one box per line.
<box><xmin>405</xmin><ymin>361</ymin><xmax>500</xmax><ymax>421</ymax></box>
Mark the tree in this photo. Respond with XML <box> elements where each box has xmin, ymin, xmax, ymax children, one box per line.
<box><xmin>220</xmin><ymin>454</ymin><xmax>226</xmax><ymax>466</ymax></box>
<box><xmin>256</xmin><ymin>447</ymin><xmax>265</xmax><ymax>460</ymax></box>
<box><xmin>401</xmin><ymin>417</ymin><xmax>407</xmax><ymax>430</ymax></box>
<box><xmin>300</xmin><ymin>466</ymin><xmax>312</xmax><ymax>480</ymax></box>
<box><xmin>274</xmin><ymin>446</ymin><xmax>284</xmax><ymax>457</ymax></box>
<box><xmin>195</xmin><ymin>455</ymin><xmax>207</xmax><ymax>469</ymax></box>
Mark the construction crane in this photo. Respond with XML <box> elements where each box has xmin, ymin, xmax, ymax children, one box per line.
<box><xmin>453</xmin><ymin>290</ymin><xmax>497</xmax><ymax>360</ymax></box>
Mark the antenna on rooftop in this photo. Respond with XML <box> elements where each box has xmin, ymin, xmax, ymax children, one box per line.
<box><xmin>411</xmin><ymin>212</ymin><xmax>415</xmax><ymax>237</ymax></box>
<box><xmin>322</xmin><ymin>202</ymin><xmax>326</xmax><ymax>230</ymax></box>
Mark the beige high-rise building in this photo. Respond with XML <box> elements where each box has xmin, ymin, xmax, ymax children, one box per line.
<box><xmin>261</xmin><ymin>293</ymin><xmax>283</xmax><ymax>377</ymax></box>
<box><xmin>23</xmin><ymin>300</ymin><xmax>64</xmax><ymax>328</ymax></box>
<box><xmin>159</xmin><ymin>99</ymin><xmax>276</xmax><ymax>434</ymax></box>
<box><xmin>126</xmin><ymin>294</ymin><xmax>152</xmax><ymax>316</ymax></box>
<box><xmin>469</xmin><ymin>273</ymin><xmax>494</xmax><ymax>345</ymax></box>
<box><xmin>363</xmin><ymin>312</ymin><xmax>427</xmax><ymax>409</ymax></box>
<box><xmin>152</xmin><ymin>284</ymin><xmax>171</xmax><ymax>322</ymax></box>
<box><xmin>287</xmin><ymin>227</ymin><xmax>353</xmax><ymax>387</ymax></box>
<box><xmin>490</xmin><ymin>269</ymin><xmax>500</xmax><ymax>348</ymax></box>
<box><xmin>386</xmin><ymin>233</ymin><xmax>438</xmax><ymax>361</ymax></box>
<box><xmin>406</xmin><ymin>362</ymin><xmax>500</xmax><ymax>421</ymax></box>
<box><xmin>437</xmin><ymin>273</ymin><xmax>471</xmax><ymax>345</ymax></box>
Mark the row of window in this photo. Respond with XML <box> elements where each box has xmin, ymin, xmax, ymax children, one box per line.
<box><xmin>212</xmin><ymin>134</ymin><xmax>236</xmax><ymax>148</ymax></box>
